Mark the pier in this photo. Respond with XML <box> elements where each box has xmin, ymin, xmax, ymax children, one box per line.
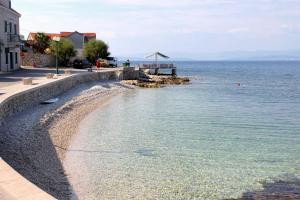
<box><xmin>138</xmin><ymin>52</ymin><xmax>177</xmax><ymax>76</ymax></box>
<box><xmin>122</xmin><ymin>52</ymin><xmax>189</xmax><ymax>87</ymax></box>
<box><xmin>139</xmin><ymin>63</ymin><xmax>177</xmax><ymax>76</ymax></box>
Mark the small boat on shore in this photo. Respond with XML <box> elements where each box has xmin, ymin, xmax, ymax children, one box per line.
<box><xmin>41</xmin><ymin>98</ymin><xmax>59</xmax><ymax>104</ymax></box>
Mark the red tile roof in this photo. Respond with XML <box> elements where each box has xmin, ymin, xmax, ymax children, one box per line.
<box><xmin>60</xmin><ymin>32</ymin><xmax>73</xmax><ymax>37</ymax></box>
<box><xmin>47</xmin><ymin>33</ymin><xmax>61</xmax><ymax>39</ymax></box>
<box><xmin>27</xmin><ymin>31</ymin><xmax>96</xmax><ymax>40</ymax></box>
<box><xmin>83</xmin><ymin>33</ymin><xmax>97</xmax><ymax>37</ymax></box>
<box><xmin>59</xmin><ymin>32</ymin><xmax>96</xmax><ymax>37</ymax></box>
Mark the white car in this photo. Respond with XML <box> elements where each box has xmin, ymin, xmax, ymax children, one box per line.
<box><xmin>107</xmin><ymin>57</ymin><xmax>117</xmax><ymax>67</ymax></box>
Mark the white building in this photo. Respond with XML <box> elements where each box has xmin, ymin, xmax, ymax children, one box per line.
<box><xmin>0</xmin><ymin>0</ymin><xmax>21</xmax><ymax>72</ymax></box>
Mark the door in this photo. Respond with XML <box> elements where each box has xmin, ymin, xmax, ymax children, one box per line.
<box><xmin>0</xmin><ymin>47</ymin><xmax>2</xmax><ymax>72</ymax></box>
<box><xmin>10</xmin><ymin>52</ymin><xmax>14</xmax><ymax>70</ymax></box>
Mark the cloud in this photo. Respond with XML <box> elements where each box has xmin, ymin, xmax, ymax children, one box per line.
<box><xmin>14</xmin><ymin>0</ymin><xmax>300</xmax><ymax>57</ymax></box>
<box><xmin>228</xmin><ymin>27</ymin><xmax>249</xmax><ymax>34</ymax></box>
<box><xmin>106</xmin><ymin>0</ymin><xmax>237</xmax><ymax>7</ymax></box>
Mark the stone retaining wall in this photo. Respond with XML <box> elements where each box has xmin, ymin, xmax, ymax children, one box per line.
<box><xmin>0</xmin><ymin>70</ymin><xmax>123</xmax><ymax>123</ymax></box>
<box><xmin>22</xmin><ymin>52</ymin><xmax>56</xmax><ymax>67</ymax></box>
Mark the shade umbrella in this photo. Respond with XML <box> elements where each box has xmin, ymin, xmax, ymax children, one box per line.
<box><xmin>146</xmin><ymin>52</ymin><xmax>169</xmax><ymax>67</ymax></box>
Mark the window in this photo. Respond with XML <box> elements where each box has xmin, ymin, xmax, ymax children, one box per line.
<box><xmin>5</xmin><ymin>49</ymin><xmax>9</xmax><ymax>65</ymax></box>
<box><xmin>9</xmin><ymin>22</ymin><xmax>12</xmax><ymax>33</ymax></box>
<box><xmin>9</xmin><ymin>1</ymin><xmax>11</xmax><ymax>8</ymax></box>
<box><xmin>14</xmin><ymin>24</ymin><xmax>17</xmax><ymax>34</ymax></box>
<box><xmin>4</xmin><ymin>21</ymin><xmax>7</xmax><ymax>32</ymax></box>
<box><xmin>15</xmin><ymin>52</ymin><xmax>18</xmax><ymax>64</ymax></box>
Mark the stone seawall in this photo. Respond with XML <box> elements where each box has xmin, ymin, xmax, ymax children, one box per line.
<box><xmin>123</xmin><ymin>67</ymin><xmax>139</xmax><ymax>80</ymax></box>
<box><xmin>0</xmin><ymin>70</ymin><xmax>123</xmax><ymax>123</ymax></box>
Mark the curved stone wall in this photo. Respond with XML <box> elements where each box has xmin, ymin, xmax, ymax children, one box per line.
<box><xmin>0</xmin><ymin>70</ymin><xmax>123</xmax><ymax>123</ymax></box>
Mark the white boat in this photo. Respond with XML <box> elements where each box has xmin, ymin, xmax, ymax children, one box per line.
<box><xmin>41</xmin><ymin>98</ymin><xmax>59</xmax><ymax>104</ymax></box>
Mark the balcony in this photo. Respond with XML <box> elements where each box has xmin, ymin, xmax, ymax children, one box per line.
<box><xmin>7</xmin><ymin>34</ymin><xmax>20</xmax><ymax>43</ymax></box>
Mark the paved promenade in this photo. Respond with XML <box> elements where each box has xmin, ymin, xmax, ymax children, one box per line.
<box><xmin>0</xmin><ymin>66</ymin><xmax>121</xmax><ymax>103</ymax></box>
<box><xmin>0</xmin><ymin>66</ymin><xmax>84</xmax><ymax>88</ymax></box>
<box><xmin>0</xmin><ymin>158</ymin><xmax>56</xmax><ymax>200</ymax></box>
<box><xmin>0</xmin><ymin>72</ymin><xmax>72</xmax><ymax>104</ymax></box>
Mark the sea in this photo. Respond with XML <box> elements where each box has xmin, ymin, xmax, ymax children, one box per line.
<box><xmin>64</xmin><ymin>61</ymin><xmax>300</xmax><ymax>200</ymax></box>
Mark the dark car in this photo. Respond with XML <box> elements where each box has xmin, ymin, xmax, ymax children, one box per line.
<box><xmin>72</xmin><ymin>59</ymin><xmax>92</xmax><ymax>69</ymax></box>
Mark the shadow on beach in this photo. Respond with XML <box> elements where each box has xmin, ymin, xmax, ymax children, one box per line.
<box><xmin>0</xmin><ymin>117</ymin><xmax>72</xmax><ymax>199</ymax></box>
<box><xmin>0</xmin><ymin>90</ymin><xmax>81</xmax><ymax>199</ymax></box>
<box><xmin>224</xmin><ymin>174</ymin><xmax>300</xmax><ymax>200</ymax></box>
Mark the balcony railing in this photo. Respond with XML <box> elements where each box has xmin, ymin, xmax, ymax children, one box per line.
<box><xmin>7</xmin><ymin>34</ymin><xmax>20</xmax><ymax>43</ymax></box>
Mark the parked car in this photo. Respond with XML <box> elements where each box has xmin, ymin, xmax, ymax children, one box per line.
<box><xmin>96</xmin><ymin>59</ymin><xmax>109</xmax><ymax>68</ymax></box>
<box><xmin>106</xmin><ymin>57</ymin><xmax>118</xmax><ymax>67</ymax></box>
<box><xmin>72</xmin><ymin>59</ymin><xmax>92</xmax><ymax>69</ymax></box>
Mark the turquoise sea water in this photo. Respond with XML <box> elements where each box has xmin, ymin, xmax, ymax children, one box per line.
<box><xmin>65</xmin><ymin>61</ymin><xmax>300</xmax><ymax>200</ymax></box>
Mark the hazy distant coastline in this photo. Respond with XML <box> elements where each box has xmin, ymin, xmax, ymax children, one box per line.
<box><xmin>117</xmin><ymin>50</ymin><xmax>300</xmax><ymax>62</ymax></box>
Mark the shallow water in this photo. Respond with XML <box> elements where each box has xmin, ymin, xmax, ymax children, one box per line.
<box><xmin>65</xmin><ymin>61</ymin><xmax>300</xmax><ymax>200</ymax></box>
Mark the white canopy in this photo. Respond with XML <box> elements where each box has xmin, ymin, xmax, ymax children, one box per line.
<box><xmin>146</xmin><ymin>52</ymin><xmax>170</xmax><ymax>67</ymax></box>
<box><xmin>146</xmin><ymin>52</ymin><xmax>170</xmax><ymax>59</ymax></box>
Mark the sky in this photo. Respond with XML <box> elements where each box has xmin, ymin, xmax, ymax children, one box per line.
<box><xmin>13</xmin><ymin>0</ymin><xmax>300</xmax><ymax>59</ymax></box>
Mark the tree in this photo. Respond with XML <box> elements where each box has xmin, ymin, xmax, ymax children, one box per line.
<box><xmin>49</xmin><ymin>39</ymin><xmax>76</xmax><ymax>66</ymax></box>
<box><xmin>84</xmin><ymin>39</ymin><xmax>110</xmax><ymax>64</ymax></box>
<box><xmin>33</xmin><ymin>32</ymin><xmax>50</xmax><ymax>53</ymax></box>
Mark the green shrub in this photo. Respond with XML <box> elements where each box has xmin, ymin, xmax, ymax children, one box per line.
<box><xmin>84</xmin><ymin>39</ymin><xmax>110</xmax><ymax>64</ymax></box>
<box><xmin>49</xmin><ymin>39</ymin><xmax>76</xmax><ymax>66</ymax></box>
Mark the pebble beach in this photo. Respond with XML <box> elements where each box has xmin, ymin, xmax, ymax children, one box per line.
<box><xmin>0</xmin><ymin>81</ymin><xmax>133</xmax><ymax>199</ymax></box>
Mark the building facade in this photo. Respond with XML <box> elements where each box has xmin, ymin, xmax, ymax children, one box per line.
<box><xmin>0</xmin><ymin>0</ymin><xmax>21</xmax><ymax>72</ymax></box>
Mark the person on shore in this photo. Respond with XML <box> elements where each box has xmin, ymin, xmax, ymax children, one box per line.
<box><xmin>126</xmin><ymin>59</ymin><xmax>130</xmax><ymax>67</ymax></box>
<box><xmin>96</xmin><ymin>59</ymin><xmax>101</xmax><ymax>71</ymax></box>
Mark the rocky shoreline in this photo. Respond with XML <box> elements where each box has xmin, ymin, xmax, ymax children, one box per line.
<box><xmin>0</xmin><ymin>81</ymin><xmax>133</xmax><ymax>199</ymax></box>
<box><xmin>123</xmin><ymin>75</ymin><xmax>190</xmax><ymax>88</ymax></box>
